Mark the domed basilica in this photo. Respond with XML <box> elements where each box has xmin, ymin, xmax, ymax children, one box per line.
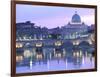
<box><xmin>61</xmin><ymin>11</ymin><xmax>89</xmax><ymax>40</ymax></box>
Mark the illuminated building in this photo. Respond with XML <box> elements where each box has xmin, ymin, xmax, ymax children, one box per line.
<box><xmin>61</xmin><ymin>11</ymin><xmax>89</xmax><ymax>39</ymax></box>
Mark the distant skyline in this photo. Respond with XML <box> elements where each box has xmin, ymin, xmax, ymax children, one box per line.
<box><xmin>16</xmin><ymin>4</ymin><xmax>95</xmax><ymax>29</ymax></box>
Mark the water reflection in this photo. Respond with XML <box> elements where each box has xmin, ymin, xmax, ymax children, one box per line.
<box><xmin>16</xmin><ymin>46</ymin><xmax>95</xmax><ymax>73</ymax></box>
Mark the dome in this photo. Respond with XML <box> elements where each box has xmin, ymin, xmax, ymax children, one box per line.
<box><xmin>71</xmin><ymin>11</ymin><xmax>81</xmax><ymax>23</ymax></box>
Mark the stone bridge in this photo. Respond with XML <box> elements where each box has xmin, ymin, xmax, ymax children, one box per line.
<box><xmin>16</xmin><ymin>35</ymin><xmax>94</xmax><ymax>48</ymax></box>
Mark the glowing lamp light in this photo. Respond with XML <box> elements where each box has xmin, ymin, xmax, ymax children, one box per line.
<box><xmin>55</xmin><ymin>41</ymin><xmax>62</xmax><ymax>46</ymax></box>
<box><xmin>36</xmin><ymin>42</ymin><xmax>42</xmax><ymax>47</ymax></box>
<box><xmin>16</xmin><ymin>43</ymin><xmax>23</xmax><ymax>48</ymax></box>
<box><xmin>73</xmin><ymin>41</ymin><xmax>79</xmax><ymax>45</ymax></box>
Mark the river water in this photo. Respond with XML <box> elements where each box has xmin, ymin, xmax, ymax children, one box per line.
<box><xmin>16</xmin><ymin>54</ymin><xmax>95</xmax><ymax>73</ymax></box>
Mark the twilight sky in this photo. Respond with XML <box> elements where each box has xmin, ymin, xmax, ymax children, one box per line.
<box><xmin>16</xmin><ymin>4</ymin><xmax>95</xmax><ymax>29</ymax></box>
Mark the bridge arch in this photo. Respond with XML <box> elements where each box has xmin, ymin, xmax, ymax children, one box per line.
<box><xmin>79</xmin><ymin>41</ymin><xmax>90</xmax><ymax>46</ymax></box>
<box><xmin>24</xmin><ymin>42</ymin><xmax>32</xmax><ymax>48</ymax></box>
<box><xmin>78</xmin><ymin>41</ymin><xmax>91</xmax><ymax>52</ymax></box>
